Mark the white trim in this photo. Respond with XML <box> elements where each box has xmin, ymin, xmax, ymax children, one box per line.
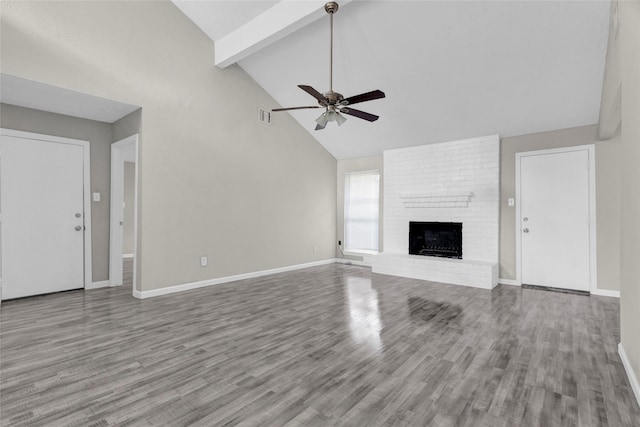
<box><xmin>133</xmin><ymin>258</ymin><xmax>337</xmax><ymax>299</ymax></box>
<box><xmin>499</xmin><ymin>278</ymin><xmax>519</xmax><ymax>286</ymax></box>
<box><xmin>1</xmin><ymin>128</ymin><xmax>87</xmax><ymax>146</ymax></box>
<box><xmin>109</xmin><ymin>135</ymin><xmax>138</xmax><ymax>298</ymax></box>
<box><xmin>618</xmin><ymin>343</ymin><xmax>640</xmax><ymax>409</ymax></box>
<box><xmin>86</xmin><ymin>280</ymin><xmax>110</xmax><ymax>290</ymax></box>
<box><xmin>132</xmin><ymin>141</ymin><xmax>139</xmax><ymax>296</ymax></box>
<box><xmin>590</xmin><ymin>288</ymin><xmax>620</xmax><ymax>298</ymax></box>
<box><xmin>343</xmin><ymin>250</ymin><xmax>378</xmax><ymax>256</ymax></box>
<box><xmin>515</xmin><ymin>144</ymin><xmax>597</xmax><ymax>292</ymax></box>
<box><xmin>336</xmin><ymin>258</ymin><xmax>371</xmax><ymax>267</ymax></box>
<box><xmin>109</xmin><ymin>143</ymin><xmax>124</xmax><ymax>285</ymax></box>
<box><xmin>0</xmin><ymin>128</ymin><xmax>93</xmax><ymax>290</ymax></box>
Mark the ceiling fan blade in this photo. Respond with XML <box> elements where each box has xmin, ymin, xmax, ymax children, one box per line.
<box><xmin>340</xmin><ymin>107</ymin><xmax>379</xmax><ymax>122</ymax></box>
<box><xmin>342</xmin><ymin>90</ymin><xmax>386</xmax><ymax>106</ymax></box>
<box><xmin>272</xmin><ymin>106</ymin><xmax>322</xmax><ymax>112</ymax></box>
<box><xmin>298</xmin><ymin>85</ymin><xmax>327</xmax><ymax>103</ymax></box>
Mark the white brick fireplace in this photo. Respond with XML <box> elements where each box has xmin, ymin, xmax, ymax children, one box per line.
<box><xmin>371</xmin><ymin>135</ymin><xmax>500</xmax><ymax>289</ymax></box>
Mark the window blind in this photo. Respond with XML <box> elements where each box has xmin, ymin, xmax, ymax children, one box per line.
<box><xmin>344</xmin><ymin>171</ymin><xmax>380</xmax><ymax>252</ymax></box>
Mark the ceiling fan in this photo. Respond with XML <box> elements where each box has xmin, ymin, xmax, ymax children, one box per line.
<box><xmin>271</xmin><ymin>1</ymin><xmax>385</xmax><ymax>130</ymax></box>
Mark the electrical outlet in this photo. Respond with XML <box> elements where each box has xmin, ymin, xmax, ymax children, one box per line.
<box><xmin>200</xmin><ymin>256</ymin><xmax>208</xmax><ymax>267</ymax></box>
<box><xmin>508</xmin><ymin>198</ymin><xmax>515</xmax><ymax>207</ymax></box>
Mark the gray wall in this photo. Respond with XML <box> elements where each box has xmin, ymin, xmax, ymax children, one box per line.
<box><xmin>123</xmin><ymin>161</ymin><xmax>135</xmax><ymax>255</ymax></box>
<box><xmin>0</xmin><ymin>103</ymin><xmax>112</xmax><ymax>282</ymax></box>
<box><xmin>619</xmin><ymin>0</ymin><xmax>640</xmax><ymax>390</ymax></box>
<box><xmin>1</xmin><ymin>1</ymin><xmax>336</xmax><ymax>291</ymax></box>
<box><xmin>500</xmin><ymin>125</ymin><xmax>621</xmax><ymax>291</ymax></box>
<box><xmin>336</xmin><ymin>156</ymin><xmax>383</xmax><ymax>262</ymax></box>
<box><xmin>113</xmin><ymin>109</ymin><xmax>141</xmax><ymax>143</ymax></box>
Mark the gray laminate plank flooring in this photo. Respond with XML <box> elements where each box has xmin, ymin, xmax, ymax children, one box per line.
<box><xmin>1</xmin><ymin>264</ymin><xmax>639</xmax><ymax>426</ymax></box>
<box><xmin>123</xmin><ymin>257</ymin><xmax>133</xmax><ymax>288</ymax></box>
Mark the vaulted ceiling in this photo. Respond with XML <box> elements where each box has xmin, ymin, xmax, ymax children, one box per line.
<box><xmin>182</xmin><ymin>1</ymin><xmax>609</xmax><ymax>159</ymax></box>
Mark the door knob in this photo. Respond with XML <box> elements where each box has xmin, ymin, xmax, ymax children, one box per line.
<box><xmin>75</xmin><ymin>213</ymin><xmax>82</xmax><ymax>218</ymax></box>
<box><xmin>75</xmin><ymin>226</ymin><xmax>82</xmax><ymax>231</ymax></box>
<box><xmin>523</xmin><ymin>228</ymin><xmax>530</xmax><ymax>233</ymax></box>
<box><xmin>523</xmin><ymin>217</ymin><xmax>528</xmax><ymax>222</ymax></box>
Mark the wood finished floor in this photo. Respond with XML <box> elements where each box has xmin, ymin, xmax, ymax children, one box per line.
<box><xmin>124</xmin><ymin>257</ymin><xmax>133</xmax><ymax>288</ymax></box>
<box><xmin>1</xmin><ymin>264</ymin><xmax>639</xmax><ymax>426</ymax></box>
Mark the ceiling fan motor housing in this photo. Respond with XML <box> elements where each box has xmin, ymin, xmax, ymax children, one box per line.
<box><xmin>324</xmin><ymin>91</ymin><xmax>344</xmax><ymax>105</ymax></box>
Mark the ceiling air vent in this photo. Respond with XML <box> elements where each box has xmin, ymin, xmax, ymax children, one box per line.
<box><xmin>258</xmin><ymin>108</ymin><xmax>272</xmax><ymax>125</ymax></box>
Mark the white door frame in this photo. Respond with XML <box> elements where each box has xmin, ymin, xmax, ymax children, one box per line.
<box><xmin>0</xmin><ymin>128</ymin><xmax>93</xmax><ymax>294</ymax></box>
<box><xmin>109</xmin><ymin>134</ymin><xmax>138</xmax><ymax>295</ymax></box>
<box><xmin>515</xmin><ymin>144</ymin><xmax>597</xmax><ymax>292</ymax></box>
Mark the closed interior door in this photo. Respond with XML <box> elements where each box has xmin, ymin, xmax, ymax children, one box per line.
<box><xmin>520</xmin><ymin>149</ymin><xmax>591</xmax><ymax>291</ymax></box>
<box><xmin>1</xmin><ymin>135</ymin><xmax>85</xmax><ymax>299</ymax></box>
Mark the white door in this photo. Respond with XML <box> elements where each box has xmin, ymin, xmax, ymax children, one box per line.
<box><xmin>519</xmin><ymin>148</ymin><xmax>591</xmax><ymax>291</ymax></box>
<box><xmin>1</xmin><ymin>135</ymin><xmax>85</xmax><ymax>299</ymax></box>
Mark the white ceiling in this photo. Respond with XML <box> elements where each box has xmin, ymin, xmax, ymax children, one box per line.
<box><xmin>175</xmin><ymin>0</ymin><xmax>609</xmax><ymax>160</ymax></box>
<box><xmin>173</xmin><ymin>1</ymin><xmax>278</xmax><ymax>41</ymax></box>
<box><xmin>1</xmin><ymin>74</ymin><xmax>140</xmax><ymax>124</ymax></box>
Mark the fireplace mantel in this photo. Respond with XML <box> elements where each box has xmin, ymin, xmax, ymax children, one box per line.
<box><xmin>400</xmin><ymin>192</ymin><xmax>473</xmax><ymax>208</ymax></box>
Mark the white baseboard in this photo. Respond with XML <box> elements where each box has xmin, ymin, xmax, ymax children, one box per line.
<box><xmin>591</xmin><ymin>288</ymin><xmax>620</xmax><ymax>298</ymax></box>
<box><xmin>122</xmin><ymin>253</ymin><xmax>134</xmax><ymax>259</ymax></box>
<box><xmin>86</xmin><ymin>280</ymin><xmax>110</xmax><ymax>290</ymax></box>
<box><xmin>618</xmin><ymin>343</ymin><xmax>640</xmax><ymax>409</ymax></box>
<box><xmin>498</xmin><ymin>278</ymin><xmax>519</xmax><ymax>286</ymax></box>
<box><xmin>335</xmin><ymin>258</ymin><xmax>371</xmax><ymax>267</ymax></box>
<box><xmin>133</xmin><ymin>258</ymin><xmax>338</xmax><ymax>299</ymax></box>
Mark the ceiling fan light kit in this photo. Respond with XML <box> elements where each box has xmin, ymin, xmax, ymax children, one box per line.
<box><xmin>272</xmin><ymin>1</ymin><xmax>385</xmax><ymax>130</ymax></box>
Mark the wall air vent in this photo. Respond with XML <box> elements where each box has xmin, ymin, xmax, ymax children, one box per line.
<box><xmin>258</xmin><ymin>108</ymin><xmax>272</xmax><ymax>125</ymax></box>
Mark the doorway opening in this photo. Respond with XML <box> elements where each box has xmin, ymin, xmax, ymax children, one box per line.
<box><xmin>109</xmin><ymin>135</ymin><xmax>139</xmax><ymax>296</ymax></box>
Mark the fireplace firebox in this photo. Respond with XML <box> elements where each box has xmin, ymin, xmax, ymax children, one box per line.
<box><xmin>409</xmin><ymin>222</ymin><xmax>462</xmax><ymax>259</ymax></box>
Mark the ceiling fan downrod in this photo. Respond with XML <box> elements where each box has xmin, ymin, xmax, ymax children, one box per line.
<box><xmin>325</xmin><ymin>2</ymin><xmax>339</xmax><ymax>94</ymax></box>
<box><xmin>270</xmin><ymin>0</ymin><xmax>385</xmax><ymax>130</ymax></box>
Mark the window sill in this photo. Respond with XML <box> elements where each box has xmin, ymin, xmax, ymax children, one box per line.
<box><xmin>343</xmin><ymin>249</ymin><xmax>379</xmax><ymax>256</ymax></box>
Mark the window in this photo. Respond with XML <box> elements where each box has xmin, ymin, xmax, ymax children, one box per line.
<box><xmin>344</xmin><ymin>171</ymin><xmax>380</xmax><ymax>253</ymax></box>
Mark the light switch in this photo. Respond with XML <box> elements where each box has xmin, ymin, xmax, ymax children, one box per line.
<box><xmin>508</xmin><ymin>198</ymin><xmax>515</xmax><ymax>207</ymax></box>
<box><xmin>93</xmin><ymin>192</ymin><xmax>101</xmax><ymax>202</ymax></box>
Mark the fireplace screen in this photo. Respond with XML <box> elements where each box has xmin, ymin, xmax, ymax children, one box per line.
<box><xmin>409</xmin><ymin>222</ymin><xmax>462</xmax><ymax>259</ymax></box>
